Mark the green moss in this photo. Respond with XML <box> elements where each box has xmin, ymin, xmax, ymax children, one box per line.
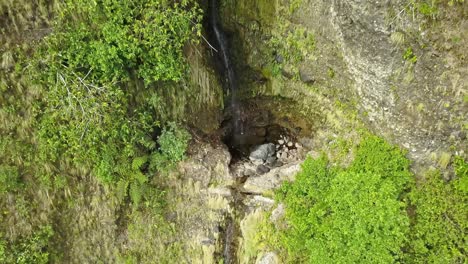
<box><xmin>288</xmin><ymin>0</ymin><xmax>303</xmax><ymax>14</ymax></box>
<box><xmin>228</xmin><ymin>0</ymin><xmax>276</xmax><ymax>26</ymax></box>
<box><xmin>438</xmin><ymin>152</ymin><xmax>452</xmax><ymax>169</ymax></box>
<box><xmin>238</xmin><ymin>210</ymin><xmax>267</xmax><ymax>263</ymax></box>
<box><xmin>261</xmin><ymin>62</ymin><xmax>282</xmax><ymax>79</ymax></box>
<box><xmin>403</xmin><ymin>47</ymin><xmax>418</xmax><ymax>64</ymax></box>
<box><xmin>327</xmin><ymin>67</ymin><xmax>335</xmax><ymax>79</ymax></box>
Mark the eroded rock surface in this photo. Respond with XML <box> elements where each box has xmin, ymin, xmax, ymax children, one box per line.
<box><xmin>221</xmin><ymin>0</ymin><xmax>467</xmax><ymax>174</ymax></box>
<box><xmin>243</xmin><ymin>162</ymin><xmax>301</xmax><ymax>195</ymax></box>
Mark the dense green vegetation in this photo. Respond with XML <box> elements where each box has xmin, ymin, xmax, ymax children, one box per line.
<box><xmin>34</xmin><ymin>0</ymin><xmax>200</xmax><ymax>188</ymax></box>
<box><xmin>407</xmin><ymin>158</ymin><xmax>467</xmax><ymax>263</ymax></box>
<box><xmin>46</xmin><ymin>0</ymin><xmax>201</xmax><ymax>84</ymax></box>
<box><xmin>1</xmin><ymin>0</ymin><xmax>200</xmax><ymax>262</ymax></box>
<box><xmin>0</xmin><ymin>225</ymin><xmax>53</xmax><ymax>264</ymax></box>
<box><xmin>265</xmin><ymin>136</ymin><xmax>467</xmax><ymax>263</ymax></box>
<box><xmin>1</xmin><ymin>0</ymin><xmax>466</xmax><ymax>263</ymax></box>
<box><xmin>272</xmin><ymin>136</ymin><xmax>412</xmax><ymax>263</ymax></box>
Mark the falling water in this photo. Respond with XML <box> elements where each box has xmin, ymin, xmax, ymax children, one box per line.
<box><xmin>210</xmin><ymin>1</ymin><xmax>243</xmax><ymax>263</ymax></box>
<box><xmin>210</xmin><ymin>0</ymin><xmax>242</xmax><ymax>136</ymax></box>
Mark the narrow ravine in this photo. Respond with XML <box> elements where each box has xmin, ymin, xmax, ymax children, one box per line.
<box><xmin>208</xmin><ymin>2</ymin><xmax>308</xmax><ymax>263</ymax></box>
<box><xmin>209</xmin><ymin>0</ymin><xmax>245</xmax><ymax>262</ymax></box>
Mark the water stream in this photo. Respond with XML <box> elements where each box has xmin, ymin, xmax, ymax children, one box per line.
<box><xmin>209</xmin><ymin>0</ymin><xmax>245</xmax><ymax>262</ymax></box>
<box><xmin>210</xmin><ymin>0</ymin><xmax>243</xmax><ymax>136</ymax></box>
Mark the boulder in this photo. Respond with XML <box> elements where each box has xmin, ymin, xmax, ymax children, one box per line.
<box><xmin>243</xmin><ymin>162</ymin><xmax>301</xmax><ymax>194</ymax></box>
<box><xmin>299</xmin><ymin>70</ymin><xmax>315</xmax><ymax>85</ymax></box>
<box><xmin>256</xmin><ymin>252</ymin><xmax>279</xmax><ymax>264</ymax></box>
<box><xmin>249</xmin><ymin>143</ymin><xmax>276</xmax><ymax>162</ymax></box>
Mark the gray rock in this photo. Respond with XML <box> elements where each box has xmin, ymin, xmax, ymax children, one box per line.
<box><xmin>179</xmin><ymin>143</ymin><xmax>232</xmax><ymax>187</ymax></box>
<box><xmin>280</xmin><ymin>152</ymin><xmax>288</xmax><ymax>159</ymax></box>
<box><xmin>266</xmin><ymin>156</ymin><xmax>277</xmax><ymax>165</ymax></box>
<box><xmin>275</xmin><ymin>54</ymin><xmax>284</xmax><ymax>63</ymax></box>
<box><xmin>244</xmin><ymin>195</ymin><xmax>275</xmax><ymax>210</ymax></box>
<box><xmin>270</xmin><ymin>203</ymin><xmax>285</xmax><ymax>226</ymax></box>
<box><xmin>256</xmin><ymin>164</ymin><xmax>270</xmax><ymax>174</ymax></box>
<box><xmin>243</xmin><ymin>162</ymin><xmax>258</xmax><ymax>172</ymax></box>
<box><xmin>243</xmin><ymin>162</ymin><xmax>301</xmax><ymax>194</ymax></box>
<box><xmin>256</xmin><ymin>252</ymin><xmax>279</xmax><ymax>264</ymax></box>
<box><xmin>251</xmin><ymin>159</ymin><xmax>264</xmax><ymax>166</ymax></box>
<box><xmin>299</xmin><ymin>69</ymin><xmax>315</xmax><ymax>85</ymax></box>
<box><xmin>249</xmin><ymin>143</ymin><xmax>276</xmax><ymax>161</ymax></box>
<box><xmin>451</xmin><ymin>130</ymin><xmax>466</xmax><ymax>140</ymax></box>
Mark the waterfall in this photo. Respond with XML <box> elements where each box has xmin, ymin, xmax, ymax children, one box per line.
<box><xmin>210</xmin><ymin>0</ymin><xmax>243</xmax><ymax>135</ymax></box>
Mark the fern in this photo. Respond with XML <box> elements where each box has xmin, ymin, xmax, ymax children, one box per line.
<box><xmin>131</xmin><ymin>156</ymin><xmax>148</xmax><ymax>171</ymax></box>
<box><xmin>132</xmin><ymin>171</ymin><xmax>147</xmax><ymax>185</ymax></box>
<box><xmin>129</xmin><ymin>182</ymin><xmax>144</xmax><ymax>206</ymax></box>
<box><xmin>116</xmin><ymin>179</ymin><xmax>129</xmax><ymax>202</ymax></box>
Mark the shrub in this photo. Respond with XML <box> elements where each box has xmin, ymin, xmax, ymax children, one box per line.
<box><xmin>275</xmin><ymin>136</ymin><xmax>412</xmax><ymax>263</ymax></box>
<box><xmin>149</xmin><ymin>123</ymin><xmax>191</xmax><ymax>174</ymax></box>
<box><xmin>29</xmin><ymin>0</ymin><xmax>199</xmax><ymax>195</ymax></box>
<box><xmin>407</xmin><ymin>159</ymin><xmax>467</xmax><ymax>263</ymax></box>
<box><xmin>45</xmin><ymin>0</ymin><xmax>202</xmax><ymax>84</ymax></box>
<box><xmin>1</xmin><ymin>225</ymin><xmax>53</xmax><ymax>264</ymax></box>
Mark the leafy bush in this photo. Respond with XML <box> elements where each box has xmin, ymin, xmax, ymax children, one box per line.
<box><xmin>1</xmin><ymin>225</ymin><xmax>53</xmax><ymax>264</ymax></box>
<box><xmin>149</xmin><ymin>123</ymin><xmax>191</xmax><ymax>174</ymax></box>
<box><xmin>407</xmin><ymin>160</ymin><xmax>467</xmax><ymax>263</ymax></box>
<box><xmin>29</xmin><ymin>0</ymin><xmax>198</xmax><ymax>199</ymax></box>
<box><xmin>46</xmin><ymin>0</ymin><xmax>202</xmax><ymax>84</ymax></box>
<box><xmin>275</xmin><ymin>136</ymin><xmax>412</xmax><ymax>263</ymax></box>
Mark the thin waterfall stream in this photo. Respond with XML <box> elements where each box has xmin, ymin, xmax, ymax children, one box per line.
<box><xmin>209</xmin><ymin>0</ymin><xmax>245</xmax><ymax>263</ymax></box>
<box><xmin>210</xmin><ymin>0</ymin><xmax>243</xmax><ymax>137</ymax></box>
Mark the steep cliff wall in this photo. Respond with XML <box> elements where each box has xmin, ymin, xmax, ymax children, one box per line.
<box><xmin>220</xmin><ymin>0</ymin><xmax>467</xmax><ymax>174</ymax></box>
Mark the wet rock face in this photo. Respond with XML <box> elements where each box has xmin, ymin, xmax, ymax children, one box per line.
<box><xmin>222</xmin><ymin>97</ymin><xmax>317</xmax><ymax>163</ymax></box>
